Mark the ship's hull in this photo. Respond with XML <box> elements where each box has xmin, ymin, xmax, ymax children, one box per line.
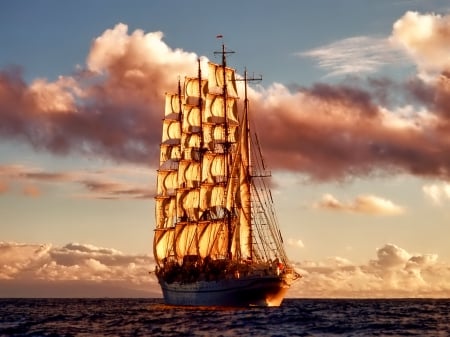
<box><xmin>157</xmin><ymin>275</ymin><xmax>289</xmax><ymax>307</ymax></box>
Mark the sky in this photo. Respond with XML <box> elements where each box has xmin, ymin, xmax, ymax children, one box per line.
<box><xmin>1</xmin><ymin>0</ymin><xmax>450</xmax><ymax>298</ymax></box>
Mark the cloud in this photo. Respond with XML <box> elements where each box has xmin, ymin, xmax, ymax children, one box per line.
<box><xmin>0</xmin><ymin>242</ymin><xmax>157</xmax><ymax>297</ymax></box>
<box><xmin>301</xmin><ymin>11</ymin><xmax>450</xmax><ymax>80</ymax></box>
<box><xmin>288</xmin><ymin>238</ymin><xmax>305</xmax><ymax>248</ymax></box>
<box><xmin>77</xmin><ymin>178</ymin><xmax>152</xmax><ymax>200</ymax></box>
<box><xmin>0</xmin><ymin>24</ymin><xmax>198</xmax><ymax>166</ymax></box>
<box><xmin>391</xmin><ymin>11</ymin><xmax>450</xmax><ymax>79</ymax></box>
<box><xmin>0</xmin><ymin>164</ymin><xmax>154</xmax><ymax>200</ymax></box>
<box><xmin>314</xmin><ymin>193</ymin><xmax>405</xmax><ymax>215</ymax></box>
<box><xmin>299</xmin><ymin>36</ymin><xmax>407</xmax><ymax>77</ymax></box>
<box><xmin>422</xmin><ymin>182</ymin><xmax>450</xmax><ymax>205</ymax></box>
<box><xmin>1</xmin><ymin>19</ymin><xmax>450</xmax><ymax>183</ymax></box>
<box><xmin>2</xmin><ymin>241</ymin><xmax>448</xmax><ymax>298</ymax></box>
<box><xmin>250</xmin><ymin>79</ymin><xmax>450</xmax><ymax>181</ymax></box>
<box><xmin>0</xmin><ymin>180</ymin><xmax>9</xmax><ymax>194</ymax></box>
<box><xmin>22</xmin><ymin>184</ymin><xmax>41</xmax><ymax>197</ymax></box>
<box><xmin>291</xmin><ymin>243</ymin><xmax>448</xmax><ymax>298</ymax></box>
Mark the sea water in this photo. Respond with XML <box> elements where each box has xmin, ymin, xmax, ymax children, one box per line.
<box><xmin>1</xmin><ymin>298</ymin><xmax>449</xmax><ymax>336</ymax></box>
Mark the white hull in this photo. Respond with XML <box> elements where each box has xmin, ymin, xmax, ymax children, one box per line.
<box><xmin>158</xmin><ymin>275</ymin><xmax>289</xmax><ymax>307</ymax></box>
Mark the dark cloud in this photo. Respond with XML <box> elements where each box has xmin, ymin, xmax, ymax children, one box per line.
<box><xmin>0</xmin><ymin>164</ymin><xmax>154</xmax><ymax>199</ymax></box>
<box><xmin>251</xmin><ymin>78</ymin><xmax>450</xmax><ymax>181</ymax></box>
<box><xmin>1</xmin><ymin>23</ymin><xmax>450</xmax><ymax>183</ymax></box>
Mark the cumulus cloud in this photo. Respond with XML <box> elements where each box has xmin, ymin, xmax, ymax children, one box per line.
<box><xmin>315</xmin><ymin>193</ymin><xmax>405</xmax><ymax>215</ymax></box>
<box><xmin>391</xmin><ymin>11</ymin><xmax>450</xmax><ymax>79</ymax></box>
<box><xmin>250</xmin><ymin>79</ymin><xmax>450</xmax><ymax>181</ymax></box>
<box><xmin>2</xmin><ymin>241</ymin><xmax>448</xmax><ymax>298</ymax></box>
<box><xmin>1</xmin><ymin>19</ymin><xmax>450</xmax><ymax>183</ymax></box>
<box><xmin>0</xmin><ymin>24</ymin><xmax>198</xmax><ymax>166</ymax></box>
<box><xmin>0</xmin><ymin>242</ymin><xmax>157</xmax><ymax>297</ymax></box>
<box><xmin>291</xmin><ymin>243</ymin><xmax>448</xmax><ymax>298</ymax></box>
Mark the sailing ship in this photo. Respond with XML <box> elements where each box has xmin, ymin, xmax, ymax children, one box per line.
<box><xmin>153</xmin><ymin>44</ymin><xmax>300</xmax><ymax>306</ymax></box>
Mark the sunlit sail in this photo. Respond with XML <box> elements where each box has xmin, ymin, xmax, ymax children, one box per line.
<box><xmin>153</xmin><ymin>43</ymin><xmax>300</xmax><ymax>306</ymax></box>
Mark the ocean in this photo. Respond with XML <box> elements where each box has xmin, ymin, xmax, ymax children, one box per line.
<box><xmin>0</xmin><ymin>298</ymin><xmax>449</xmax><ymax>336</ymax></box>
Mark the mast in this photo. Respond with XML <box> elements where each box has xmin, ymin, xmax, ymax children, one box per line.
<box><xmin>198</xmin><ymin>58</ymin><xmax>204</xmax><ymax>150</ymax></box>
<box><xmin>243</xmin><ymin>69</ymin><xmax>251</xmax><ymax>259</ymax></box>
<box><xmin>214</xmin><ymin>41</ymin><xmax>235</xmax><ymax>259</ymax></box>
<box><xmin>239</xmin><ymin>69</ymin><xmax>262</xmax><ymax>260</ymax></box>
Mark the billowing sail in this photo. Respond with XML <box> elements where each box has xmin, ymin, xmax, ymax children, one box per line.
<box><xmin>208</xmin><ymin>62</ymin><xmax>238</xmax><ymax>97</ymax></box>
<box><xmin>154</xmin><ymin>228</ymin><xmax>174</xmax><ymax>263</ymax></box>
<box><xmin>153</xmin><ymin>48</ymin><xmax>300</xmax><ymax>308</ymax></box>
<box><xmin>154</xmin><ymin>57</ymin><xmax>290</xmax><ymax>270</ymax></box>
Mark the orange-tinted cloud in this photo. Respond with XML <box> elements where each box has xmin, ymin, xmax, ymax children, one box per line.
<box><xmin>1</xmin><ymin>19</ymin><xmax>450</xmax><ymax>182</ymax></box>
<box><xmin>0</xmin><ymin>180</ymin><xmax>8</xmax><ymax>194</ymax></box>
<box><xmin>422</xmin><ymin>182</ymin><xmax>450</xmax><ymax>205</ymax></box>
<box><xmin>391</xmin><ymin>11</ymin><xmax>450</xmax><ymax>78</ymax></box>
<box><xmin>1</xmin><ymin>241</ymin><xmax>449</xmax><ymax>298</ymax></box>
<box><xmin>22</xmin><ymin>184</ymin><xmax>41</xmax><ymax>197</ymax></box>
<box><xmin>0</xmin><ymin>24</ymin><xmax>198</xmax><ymax>165</ymax></box>
<box><xmin>315</xmin><ymin>193</ymin><xmax>405</xmax><ymax>215</ymax></box>
<box><xmin>249</xmin><ymin>79</ymin><xmax>450</xmax><ymax>180</ymax></box>
<box><xmin>0</xmin><ymin>164</ymin><xmax>154</xmax><ymax>199</ymax></box>
<box><xmin>292</xmin><ymin>243</ymin><xmax>449</xmax><ymax>298</ymax></box>
<box><xmin>0</xmin><ymin>242</ymin><xmax>157</xmax><ymax>297</ymax></box>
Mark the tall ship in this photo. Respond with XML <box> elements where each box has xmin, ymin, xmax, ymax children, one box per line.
<box><xmin>153</xmin><ymin>44</ymin><xmax>300</xmax><ymax>306</ymax></box>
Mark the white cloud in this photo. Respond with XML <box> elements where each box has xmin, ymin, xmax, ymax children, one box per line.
<box><xmin>0</xmin><ymin>242</ymin><xmax>156</xmax><ymax>296</ymax></box>
<box><xmin>315</xmin><ymin>193</ymin><xmax>405</xmax><ymax>215</ymax></box>
<box><xmin>291</xmin><ymin>243</ymin><xmax>448</xmax><ymax>298</ymax></box>
<box><xmin>288</xmin><ymin>238</ymin><xmax>305</xmax><ymax>248</ymax></box>
<box><xmin>423</xmin><ymin>182</ymin><xmax>450</xmax><ymax>205</ymax></box>
<box><xmin>298</xmin><ymin>36</ymin><xmax>407</xmax><ymax>77</ymax></box>
<box><xmin>391</xmin><ymin>11</ymin><xmax>450</xmax><ymax>79</ymax></box>
<box><xmin>1</xmin><ymin>241</ymin><xmax>449</xmax><ymax>298</ymax></box>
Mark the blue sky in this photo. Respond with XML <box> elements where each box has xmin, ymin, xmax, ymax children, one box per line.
<box><xmin>1</xmin><ymin>0</ymin><xmax>450</xmax><ymax>297</ymax></box>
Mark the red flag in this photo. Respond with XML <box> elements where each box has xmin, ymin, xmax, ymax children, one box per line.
<box><xmin>216</xmin><ymin>34</ymin><xmax>223</xmax><ymax>39</ymax></box>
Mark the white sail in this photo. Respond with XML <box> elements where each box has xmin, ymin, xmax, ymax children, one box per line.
<box><xmin>182</xmin><ymin>105</ymin><xmax>201</xmax><ymax>133</ymax></box>
<box><xmin>177</xmin><ymin>188</ymin><xmax>200</xmax><ymax>220</ymax></box>
<box><xmin>160</xmin><ymin>144</ymin><xmax>181</xmax><ymax>164</ymax></box>
<box><xmin>155</xmin><ymin>53</ymin><xmax>293</xmax><ymax>271</ymax></box>
<box><xmin>155</xmin><ymin>197</ymin><xmax>176</xmax><ymax>228</ymax></box>
<box><xmin>154</xmin><ymin>228</ymin><xmax>175</xmax><ymax>263</ymax></box>
<box><xmin>202</xmin><ymin>153</ymin><xmax>226</xmax><ymax>183</ymax></box>
<box><xmin>157</xmin><ymin>169</ymin><xmax>178</xmax><ymax>196</ymax></box>
<box><xmin>200</xmin><ymin>184</ymin><xmax>225</xmax><ymax>212</ymax></box>
<box><xmin>207</xmin><ymin>62</ymin><xmax>238</xmax><ymax>97</ymax></box>
<box><xmin>175</xmin><ymin>223</ymin><xmax>198</xmax><ymax>257</ymax></box>
<box><xmin>165</xmin><ymin>93</ymin><xmax>182</xmax><ymax>117</ymax></box>
<box><xmin>204</xmin><ymin>94</ymin><xmax>238</xmax><ymax>124</ymax></box>
<box><xmin>178</xmin><ymin>160</ymin><xmax>201</xmax><ymax>188</ymax></box>
<box><xmin>184</xmin><ymin>77</ymin><xmax>207</xmax><ymax>106</ymax></box>
<box><xmin>162</xmin><ymin>119</ymin><xmax>181</xmax><ymax>145</ymax></box>
<box><xmin>197</xmin><ymin>220</ymin><xmax>228</xmax><ymax>258</ymax></box>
